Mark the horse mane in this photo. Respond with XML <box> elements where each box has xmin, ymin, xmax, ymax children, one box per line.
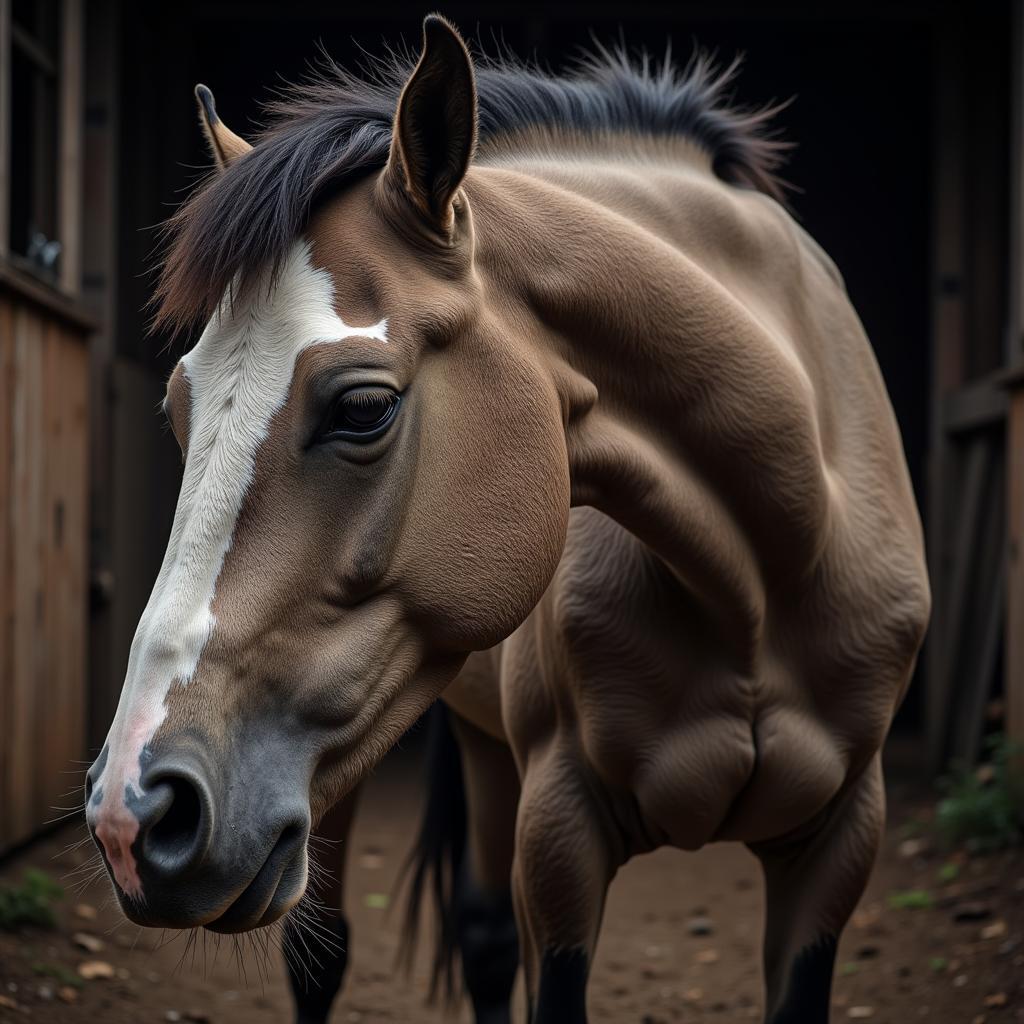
<box><xmin>155</xmin><ymin>42</ymin><xmax>789</xmax><ymax>335</ymax></box>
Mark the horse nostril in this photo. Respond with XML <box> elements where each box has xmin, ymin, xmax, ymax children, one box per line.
<box><xmin>84</xmin><ymin>747</ymin><xmax>108</xmax><ymax>807</ymax></box>
<box><xmin>138</xmin><ymin>770</ymin><xmax>212</xmax><ymax>877</ymax></box>
<box><xmin>150</xmin><ymin>777</ymin><xmax>200</xmax><ymax>856</ymax></box>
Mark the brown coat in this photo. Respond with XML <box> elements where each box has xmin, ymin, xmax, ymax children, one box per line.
<box><xmin>86</xmin><ymin>16</ymin><xmax>929</xmax><ymax>1024</ymax></box>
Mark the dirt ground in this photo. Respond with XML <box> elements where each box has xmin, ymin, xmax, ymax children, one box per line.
<box><xmin>1</xmin><ymin>742</ymin><xmax>1022</xmax><ymax>1024</ymax></box>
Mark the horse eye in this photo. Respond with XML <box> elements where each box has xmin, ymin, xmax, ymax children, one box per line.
<box><xmin>319</xmin><ymin>386</ymin><xmax>401</xmax><ymax>443</ymax></box>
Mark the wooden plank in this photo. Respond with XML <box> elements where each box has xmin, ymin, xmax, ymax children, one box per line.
<box><xmin>37</xmin><ymin>321</ymin><xmax>63</xmax><ymax>824</ymax></box>
<box><xmin>82</xmin><ymin>1</ymin><xmax>121</xmax><ymax>751</ymax></box>
<box><xmin>58</xmin><ymin>0</ymin><xmax>84</xmax><ymax>295</ymax></box>
<box><xmin>9</xmin><ymin>305</ymin><xmax>47</xmax><ymax>844</ymax></box>
<box><xmin>952</xmin><ymin>563</ymin><xmax>1006</xmax><ymax>765</ymax></box>
<box><xmin>1006</xmin><ymin>0</ymin><xmax>1024</xmax><ymax>749</ymax></box>
<box><xmin>65</xmin><ymin>329</ymin><xmax>89</xmax><ymax>803</ymax></box>
<box><xmin>0</xmin><ymin>295</ymin><xmax>14</xmax><ymax>848</ymax></box>
<box><xmin>39</xmin><ymin>324</ymin><xmax>89</xmax><ymax>822</ymax></box>
<box><xmin>942</xmin><ymin>376</ymin><xmax>1010</xmax><ymax>435</ymax></box>
<box><xmin>925</xmin><ymin>8</ymin><xmax>969</xmax><ymax>770</ymax></box>
<box><xmin>38</xmin><ymin>322</ymin><xmax>63</xmax><ymax>823</ymax></box>
<box><xmin>0</xmin><ymin>262</ymin><xmax>97</xmax><ymax>332</ymax></box>
<box><xmin>951</xmin><ymin>452</ymin><xmax>1006</xmax><ymax>764</ymax></box>
<box><xmin>0</xmin><ymin>299</ymin><xmax>90</xmax><ymax>852</ymax></box>
<box><xmin>930</xmin><ymin>439</ymin><xmax>989</xmax><ymax>767</ymax></box>
<box><xmin>1007</xmin><ymin>0</ymin><xmax>1024</xmax><ymax>368</ymax></box>
<box><xmin>1008</xmin><ymin>386</ymin><xmax>1024</xmax><ymax>746</ymax></box>
<box><xmin>0</xmin><ymin>0</ymin><xmax>10</xmax><ymax>261</ymax></box>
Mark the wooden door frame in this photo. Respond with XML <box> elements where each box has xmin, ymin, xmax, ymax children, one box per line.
<box><xmin>926</xmin><ymin>0</ymin><xmax>1023</xmax><ymax>769</ymax></box>
<box><xmin>1004</xmin><ymin>0</ymin><xmax>1024</xmax><ymax>750</ymax></box>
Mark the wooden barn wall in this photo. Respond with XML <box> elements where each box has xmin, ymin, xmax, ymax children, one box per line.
<box><xmin>0</xmin><ymin>287</ymin><xmax>89</xmax><ymax>852</ymax></box>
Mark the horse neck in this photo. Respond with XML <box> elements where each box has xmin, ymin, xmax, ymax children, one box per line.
<box><xmin>472</xmin><ymin>154</ymin><xmax>834</xmax><ymax>661</ymax></box>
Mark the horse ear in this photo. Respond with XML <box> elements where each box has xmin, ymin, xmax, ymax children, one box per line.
<box><xmin>194</xmin><ymin>84</ymin><xmax>252</xmax><ymax>171</ymax></box>
<box><xmin>385</xmin><ymin>15</ymin><xmax>478</xmax><ymax>234</ymax></box>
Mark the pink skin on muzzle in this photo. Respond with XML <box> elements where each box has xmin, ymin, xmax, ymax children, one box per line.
<box><xmin>90</xmin><ymin>714</ymin><xmax>160</xmax><ymax>901</ymax></box>
<box><xmin>94</xmin><ymin>807</ymin><xmax>142</xmax><ymax>899</ymax></box>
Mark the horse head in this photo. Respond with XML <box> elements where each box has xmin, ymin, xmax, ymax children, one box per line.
<box><xmin>86</xmin><ymin>16</ymin><xmax>570</xmax><ymax>930</ymax></box>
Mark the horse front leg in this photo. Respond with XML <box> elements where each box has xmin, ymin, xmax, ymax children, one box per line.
<box><xmin>283</xmin><ymin>785</ymin><xmax>361</xmax><ymax>1024</ymax></box>
<box><xmin>513</xmin><ymin>743</ymin><xmax>618</xmax><ymax>1024</ymax></box>
<box><xmin>749</xmin><ymin>755</ymin><xmax>884</xmax><ymax>1024</ymax></box>
<box><xmin>448</xmin><ymin>711</ymin><xmax>521</xmax><ymax>1024</ymax></box>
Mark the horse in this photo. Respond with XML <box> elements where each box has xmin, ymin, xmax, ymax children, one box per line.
<box><xmin>84</xmin><ymin>16</ymin><xmax>931</xmax><ymax>1024</ymax></box>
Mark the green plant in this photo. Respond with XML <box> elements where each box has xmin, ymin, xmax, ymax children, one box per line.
<box><xmin>887</xmin><ymin>888</ymin><xmax>934</xmax><ymax>910</ymax></box>
<box><xmin>0</xmin><ymin>869</ymin><xmax>64</xmax><ymax>931</ymax></box>
<box><xmin>936</xmin><ymin>735</ymin><xmax>1024</xmax><ymax>853</ymax></box>
<box><xmin>31</xmin><ymin>962</ymin><xmax>83</xmax><ymax>988</ymax></box>
<box><xmin>899</xmin><ymin>815</ymin><xmax>930</xmax><ymax>840</ymax></box>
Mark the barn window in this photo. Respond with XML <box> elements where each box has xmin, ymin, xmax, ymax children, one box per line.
<box><xmin>9</xmin><ymin>0</ymin><xmax>61</xmax><ymax>276</ymax></box>
<box><xmin>0</xmin><ymin>0</ymin><xmax>82</xmax><ymax>294</ymax></box>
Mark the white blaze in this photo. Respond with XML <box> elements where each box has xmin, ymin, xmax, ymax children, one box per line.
<box><xmin>89</xmin><ymin>241</ymin><xmax>387</xmax><ymax>896</ymax></box>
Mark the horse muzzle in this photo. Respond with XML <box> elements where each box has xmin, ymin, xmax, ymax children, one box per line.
<box><xmin>85</xmin><ymin>732</ymin><xmax>311</xmax><ymax>932</ymax></box>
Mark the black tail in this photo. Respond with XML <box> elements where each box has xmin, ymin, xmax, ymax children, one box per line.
<box><xmin>399</xmin><ymin>701</ymin><xmax>467</xmax><ymax>1003</ymax></box>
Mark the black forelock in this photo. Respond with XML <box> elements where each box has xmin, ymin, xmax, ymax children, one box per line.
<box><xmin>155</xmin><ymin>41</ymin><xmax>788</xmax><ymax>335</ymax></box>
